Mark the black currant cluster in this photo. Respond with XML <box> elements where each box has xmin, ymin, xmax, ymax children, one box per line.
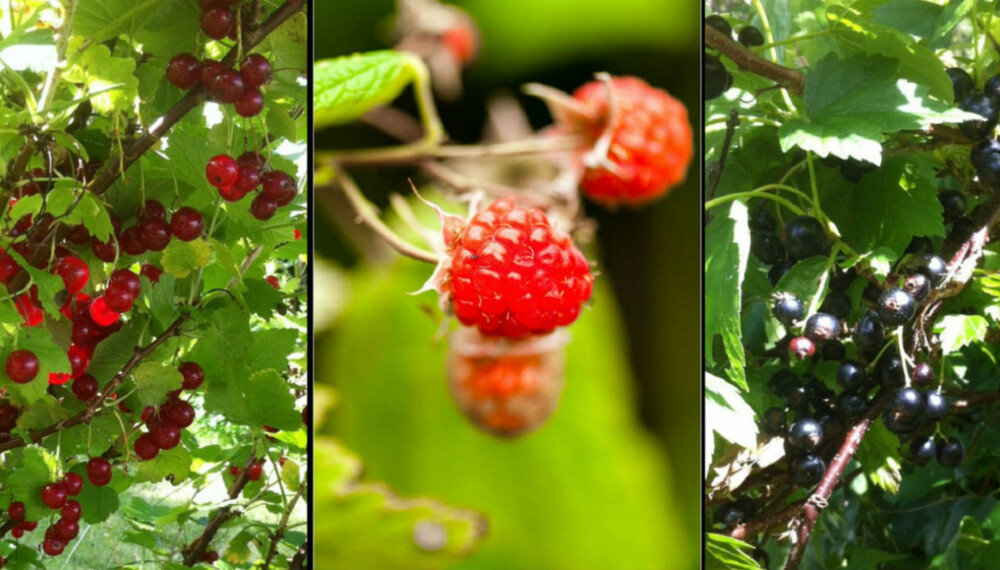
<box><xmin>947</xmin><ymin>68</ymin><xmax>1000</xmax><ymax>141</ymax></box>
<box><xmin>819</xmin><ymin>154</ymin><xmax>878</xmax><ymax>183</ymax></box>
<box><xmin>705</xmin><ymin>15</ymin><xmax>765</xmax><ymax>100</ymax></box>
<box><xmin>749</xmin><ymin>210</ymin><xmax>830</xmax><ymax>287</ymax></box>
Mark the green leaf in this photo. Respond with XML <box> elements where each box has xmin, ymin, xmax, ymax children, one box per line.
<box><xmin>65</xmin><ymin>192</ymin><xmax>114</xmax><ymax>242</ymax></box>
<box><xmin>5</xmin><ymin>446</ymin><xmax>61</xmax><ymax>521</ymax></box>
<box><xmin>280</xmin><ymin>457</ymin><xmax>301</xmax><ymax>493</ymax></box>
<box><xmin>778</xmin><ymin>54</ymin><xmax>977</xmax><ymax>164</ymax></box>
<box><xmin>705</xmin><ymin>373</ymin><xmax>759</xmax><ymax>475</ymax></box>
<box><xmin>266</xmin><ymin>103</ymin><xmax>298</xmax><ymax>143</ymax></box>
<box><xmin>1</xmin><ymin>328</ymin><xmax>71</xmax><ymax>404</ymax></box>
<box><xmin>63</xmin><ymin>40</ymin><xmax>140</xmax><ymax>116</ymax></box>
<box><xmin>705</xmin><ymin>201</ymin><xmax>751</xmax><ymax>390</ymax></box>
<box><xmin>206</xmin><ymin>369</ymin><xmax>300</xmax><ymax>430</ymax></box>
<box><xmin>774</xmin><ymin>256</ymin><xmax>830</xmax><ymax>311</ymax></box>
<box><xmin>224</xmin><ymin>530</ymin><xmax>254</xmax><ymax>565</ymax></box>
<box><xmin>7</xmin><ymin>249</ymin><xmax>68</xmax><ymax>319</ymax></box>
<box><xmin>856</xmin><ymin>420</ymin><xmax>903</xmax><ymax>493</ymax></box>
<box><xmin>130</xmin><ymin>362</ymin><xmax>183</xmax><ymax>408</ymax></box>
<box><xmin>71</xmin><ymin>0</ymin><xmax>161</xmax><ymax>45</ymax></box>
<box><xmin>87</xmin><ymin>316</ymin><xmax>146</xmax><ymax>385</ymax></box>
<box><xmin>161</xmin><ymin>238</ymin><xmax>212</xmax><ymax>279</ymax></box>
<box><xmin>705</xmin><ymin>533</ymin><xmax>762</xmax><ymax>570</ymax></box>
<box><xmin>135</xmin><ymin>445</ymin><xmax>192</xmax><ymax>484</ymax></box>
<box><xmin>314</xmin><ymin>50</ymin><xmax>422</xmax><ymax>129</ymax></box>
<box><xmin>935</xmin><ymin>315</ymin><xmax>988</xmax><ymax>354</ymax></box>
<box><xmin>77</xmin><ymin>477</ymin><xmax>120</xmax><ymax>523</ymax></box>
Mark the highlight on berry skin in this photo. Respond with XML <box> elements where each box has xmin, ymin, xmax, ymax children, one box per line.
<box><xmin>315</xmin><ymin>0</ymin><xmax>699</xmax><ymax>567</ymax></box>
<box><xmin>706</xmin><ymin>2</ymin><xmax>996</xmax><ymax>569</ymax></box>
<box><xmin>0</xmin><ymin>0</ymin><xmax>308</xmax><ymax>567</ymax></box>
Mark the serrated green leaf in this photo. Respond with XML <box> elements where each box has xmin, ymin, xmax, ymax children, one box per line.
<box><xmin>315</xmin><ymin>51</ymin><xmax>421</xmax><ymax>129</ymax></box>
<box><xmin>935</xmin><ymin>315</ymin><xmax>988</xmax><ymax>354</ymax></box>
<box><xmin>705</xmin><ymin>533</ymin><xmax>762</xmax><ymax>570</ymax></box>
<box><xmin>281</xmin><ymin>457</ymin><xmax>301</xmax><ymax>492</ymax></box>
<box><xmin>856</xmin><ymin>420</ymin><xmax>903</xmax><ymax>493</ymax></box>
<box><xmin>130</xmin><ymin>362</ymin><xmax>183</xmax><ymax>408</ymax></box>
<box><xmin>161</xmin><ymin>238</ymin><xmax>212</xmax><ymax>279</ymax></box>
<box><xmin>705</xmin><ymin>201</ymin><xmax>751</xmax><ymax>390</ymax></box>
<box><xmin>135</xmin><ymin>444</ymin><xmax>192</xmax><ymax>484</ymax></box>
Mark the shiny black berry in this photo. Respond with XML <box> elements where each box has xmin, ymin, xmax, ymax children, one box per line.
<box><xmin>768</xmin><ymin>260</ymin><xmax>794</xmax><ymax>286</ymax></box>
<box><xmin>949</xmin><ymin>216</ymin><xmax>977</xmax><ymax>242</ymax></box>
<box><xmin>705</xmin><ymin>54</ymin><xmax>732</xmax><ymax>100</ymax></box>
<box><xmin>938</xmin><ymin>190</ymin><xmax>966</xmax><ymax>223</ymax></box>
<box><xmin>752</xmin><ymin>232</ymin><xmax>785</xmax><ymax>265</ymax></box>
<box><xmin>836</xmin><ymin>360</ymin><xmax>866</xmax><ymax>392</ymax></box>
<box><xmin>784</xmin><ymin>385</ymin><xmax>810</xmax><ymax>411</ymax></box>
<box><xmin>936</xmin><ymin>437</ymin><xmax>964</xmax><ymax>467</ymax></box>
<box><xmin>762</xmin><ymin>407</ymin><xmax>787</xmax><ymax>435</ymax></box>
<box><xmin>947</xmin><ymin>68</ymin><xmax>973</xmax><ymax>102</ymax></box>
<box><xmin>789</xmin><ymin>454</ymin><xmax>826</xmax><ymax>487</ymax></box>
<box><xmin>803</xmin><ymin>313</ymin><xmax>840</xmax><ymax>344</ymax></box>
<box><xmin>882</xmin><ymin>387</ymin><xmax>925</xmax><ymax>434</ymax></box>
<box><xmin>877</xmin><ymin>288</ymin><xmax>916</xmax><ymax>327</ymax></box>
<box><xmin>713</xmin><ymin>503</ymin><xmax>745</xmax><ymax>528</ymax></box>
<box><xmin>913</xmin><ymin>254</ymin><xmax>947</xmax><ymax>286</ymax></box>
<box><xmin>772</xmin><ymin>293</ymin><xmax>805</xmax><ymax>327</ymax></box>
<box><xmin>924</xmin><ymin>391</ymin><xmax>948</xmax><ymax>421</ymax></box>
<box><xmin>912</xmin><ymin>362</ymin><xmax>935</xmax><ymax>387</ymax></box>
<box><xmin>959</xmin><ymin>93</ymin><xmax>998</xmax><ymax>140</ymax></box>
<box><xmin>903</xmin><ymin>272</ymin><xmax>931</xmax><ymax>302</ymax></box>
<box><xmin>820</xmin><ymin>291</ymin><xmax>852</xmax><ymax>320</ymax></box>
<box><xmin>749</xmin><ymin>207</ymin><xmax>777</xmax><ymax>233</ymax></box>
<box><xmin>837</xmin><ymin>392</ymin><xmax>867</xmax><ymax>420</ymax></box>
<box><xmin>818</xmin><ymin>413</ymin><xmax>844</xmax><ymax>440</ymax></box>
<box><xmin>738</xmin><ymin>26</ymin><xmax>764</xmax><ymax>47</ymax></box>
<box><xmin>706</xmin><ymin>15</ymin><xmax>733</xmax><ymax>38</ymax></box>
<box><xmin>787</xmin><ymin>419</ymin><xmax>823</xmax><ymax>452</ymax></box>
<box><xmin>784</xmin><ymin>216</ymin><xmax>829</xmax><ymax>261</ymax></box>
<box><xmin>853</xmin><ymin>311</ymin><xmax>885</xmax><ymax>355</ymax></box>
<box><xmin>789</xmin><ymin>336</ymin><xmax>815</xmax><ymax>360</ymax></box>
<box><xmin>910</xmin><ymin>436</ymin><xmax>936</xmax><ymax>465</ymax></box>
<box><xmin>972</xmin><ymin>139</ymin><xmax>1000</xmax><ymax>189</ymax></box>
<box><xmin>877</xmin><ymin>352</ymin><xmax>905</xmax><ymax>388</ymax></box>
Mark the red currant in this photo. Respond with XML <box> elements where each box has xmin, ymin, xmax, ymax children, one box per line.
<box><xmin>71</xmin><ymin>374</ymin><xmax>99</xmax><ymax>401</ymax></box>
<box><xmin>102</xmin><ymin>286</ymin><xmax>134</xmax><ymax>314</ymax></box>
<box><xmin>200</xmin><ymin>59</ymin><xmax>224</xmax><ymax>88</ymax></box>
<box><xmin>200</xmin><ymin>5</ymin><xmax>234</xmax><ymax>40</ymax></box>
<box><xmin>246</xmin><ymin>462</ymin><xmax>262</xmax><ymax>481</ymax></box>
<box><xmin>138</xmin><ymin>199</ymin><xmax>167</xmax><ymax>222</ymax></box>
<box><xmin>0</xmin><ymin>403</ymin><xmax>19</xmax><ymax>431</ymax></box>
<box><xmin>7</xmin><ymin>501</ymin><xmax>25</xmax><ymax>521</ymax></box>
<box><xmin>265</xmin><ymin>276</ymin><xmax>279</xmax><ymax>289</ymax></box>
<box><xmin>209</xmin><ymin>69</ymin><xmax>245</xmax><ymax>103</ymax></box>
<box><xmin>140</xmin><ymin>264</ymin><xmax>162</xmax><ymax>283</ymax></box>
<box><xmin>89</xmin><ymin>296</ymin><xmax>120</xmax><ymax>327</ymax></box>
<box><xmin>42</xmin><ymin>537</ymin><xmax>65</xmax><ymax>556</ymax></box>
<box><xmin>151</xmin><ymin>422</ymin><xmax>181</xmax><ymax>450</ymax></box>
<box><xmin>250</xmin><ymin>195</ymin><xmax>278</xmax><ymax>220</ymax></box>
<box><xmin>166</xmin><ymin>53</ymin><xmax>202</xmax><ymax>89</ymax></box>
<box><xmin>52</xmin><ymin>518</ymin><xmax>78</xmax><ymax>541</ymax></box>
<box><xmin>261</xmin><ymin>171</ymin><xmax>296</xmax><ymax>204</ymax></box>
<box><xmin>67</xmin><ymin>345</ymin><xmax>89</xmax><ymax>379</ymax></box>
<box><xmin>179</xmin><ymin>362</ymin><xmax>204</xmax><ymax>390</ymax></box>
<box><xmin>41</xmin><ymin>483</ymin><xmax>67</xmax><ymax>509</ymax></box>
<box><xmin>139</xmin><ymin>218</ymin><xmax>171</xmax><ymax>252</ymax></box>
<box><xmin>240</xmin><ymin>54</ymin><xmax>271</xmax><ymax>87</ymax></box>
<box><xmin>134</xmin><ymin>433</ymin><xmax>159</xmax><ymax>460</ymax></box>
<box><xmin>61</xmin><ymin>500</ymin><xmax>81</xmax><ymax>522</ymax></box>
<box><xmin>61</xmin><ymin>473</ymin><xmax>83</xmax><ymax>497</ymax></box>
<box><xmin>91</xmin><ymin>235</ymin><xmax>118</xmax><ymax>262</ymax></box>
<box><xmin>109</xmin><ymin>269</ymin><xmax>142</xmax><ymax>298</ymax></box>
<box><xmin>206</xmin><ymin>155</ymin><xmax>239</xmax><ymax>188</ymax></box>
<box><xmin>234</xmin><ymin>86</ymin><xmax>264</xmax><ymax>117</ymax></box>
<box><xmin>54</xmin><ymin>256</ymin><xmax>89</xmax><ymax>294</ymax></box>
<box><xmin>6</xmin><ymin>350</ymin><xmax>39</xmax><ymax>384</ymax></box>
<box><xmin>170</xmin><ymin>207</ymin><xmax>204</xmax><ymax>241</ymax></box>
<box><xmin>120</xmin><ymin>226</ymin><xmax>147</xmax><ymax>256</ymax></box>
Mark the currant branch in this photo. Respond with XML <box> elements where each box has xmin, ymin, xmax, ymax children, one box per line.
<box><xmin>261</xmin><ymin>481</ymin><xmax>307</xmax><ymax>569</ymax></box>
<box><xmin>0</xmin><ymin>313</ymin><xmax>190</xmax><ymax>455</ymax></box>
<box><xmin>181</xmin><ymin>454</ymin><xmax>258</xmax><ymax>566</ymax></box>
<box><xmin>4</xmin><ymin>0</ymin><xmax>307</xmax><ymax>294</ymax></box>
<box><xmin>288</xmin><ymin>540</ymin><xmax>308</xmax><ymax>570</ymax></box>
<box><xmin>705</xmin><ymin>25</ymin><xmax>805</xmax><ymax>95</ymax></box>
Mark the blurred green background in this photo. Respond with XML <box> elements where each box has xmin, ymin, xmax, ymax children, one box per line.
<box><xmin>315</xmin><ymin>1</ymin><xmax>701</xmax><ymax>568</ymax></box>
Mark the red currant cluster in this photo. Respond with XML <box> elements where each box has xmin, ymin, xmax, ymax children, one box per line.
<box><xmin>205</xmin><ymin>152</ymin><xmax>298</xmax><ymax>220</ymax></box>
<box><xmin>110</xmin><ymin>199</ymin><xmax>205</xmax><ymax>261</ymax></box>
<box><xmin>228</xmin><ymin>458</ymin><xmax>264</xmax><ymax>481</ymax></box>
<box><xmin>167</xmin><ymin>51</ymin><xmax>272</xmax><ymax>117</ymax></box>
<box><xmin>132</xmin><ymin>362</ymin><xmax>203</xmax><ymax>461</ymax></box>
<box><xmin>4</xmin><ymin>471</ymin><xmax>85</xmax><ymax>558</ymax></box>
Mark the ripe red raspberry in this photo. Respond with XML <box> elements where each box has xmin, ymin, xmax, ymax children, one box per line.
<box><xmin>442</xmin><ymin>197</ymin><xmax>593</xmax><ymax>338</ymax></box>
<box><xmin>569</xmin><ymin>76</ymin><xmax>692</xmax><ymax>207</ymax></box>
<box><xmin>447</xmin><ymin>328</ymin><xmax>566</xmax><ymax>437</ymax></box>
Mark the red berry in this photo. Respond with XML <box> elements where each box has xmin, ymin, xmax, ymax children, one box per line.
<box><xmin>232</xmin><ymin>163</ymin><xmax>261</xmax><ymax>196</ymax></box>
<box><xmin>120</xmin><ymin>226</ymin><xmax>147</xmax><ymax>256</ymax></box>
<box><xmin>200</xmin><ymin>5</ymin><xmax>234</xmax><ymax>40</ymax></box>
<box><xmin>218</xmin><ymin>184</ymin><xmax>247</xmax><ymax>202</ymax></box>
<box><xmin>234</xmin><ymin>86</ymin><xmax>264</xmax><ymax>117</ymax></box>
<box><xmin>441</xmin><ymin>26</ymin><xmax>478</xmax><ymax>65</ymax></box>
<box><xmin>789</xmin><ymin>336</ymin><xmax>816</xmax><ymax>360</ymax></box>
<box><xmin>179</xmin><ymin>362</ymin><xmax>204</xmax><ymax>390</ymax></box>
<box><xmin>86</xmin><ymin>457</ymin><xmax>112</xmax><ymax>485</ymax></box>
<box><xmin>134</xmin><ymin>433</ymin><xmax>159</xmax><ymax>460</ymax></box>
<box><xmin>0</xmin><ymin>403</ymin><xmax>19</xmax><ymax>431</ymax></box>
<box><xmin>229</xmin><ymin>466</ymin><xmax>240</xmax><ymax>476</ymax></box>
<box><xmin>209</xmin><ymin>69</ymin><xmax>244</xmax><ymax>103</ymax></box>
<box><xmin>569</xmin><ymin>76</ymin><xmax>692</xmax><ymax>207</ymax></box>
<box><xmin>6</xmin><ymin>350</ymin><xmax>39</xmax><ymax>384</ymax></box>
<box><xmin>444</xmin><ymin>197</ymin><xmax>594</xmax><ymax>338</ymax></box>
<box><xmin>61</xmin><ymin>500</ymin><xmax>81</xmax><ymax>522</ymax></box>
<box><xmin>23</xmin><ymin>521</ymin><xmax>37</xmax><ymax>531</ymax></box>
<box><xmin>139</xmin><ymin>218</ymin><xmax>171</xmax><ymax>251</ymax></box>
<box><xmin>67</xmin><ymin>345</ymin><xmax>89</xmax><ymax>379</ymax></box>
<box><xmin>89</xmin><ymin>296</ymin><xmax>120</xmax><ymax>327</ymax></box>
<box><xmin>54</xmin><ymin>256</ymin><xmax>89</xmax><ymax>294</ymax></box>
<box><xmin>41</xmin><ymin>483</ymin><xmax>67</xmax><ymax>509</ymax></box>
<box><xmin>200</xmin><ymin>59</ymin><xmax>225</xmax><ymax>88</ymax></box>
<box><xmin>261</xmin><ymin>171</ymin><xmax>296</xmax><ymax>204</ymax></box>
<box><xmin>240</xmin><ymin>54</ymin><xmax>271</xmax><ymax>87</ymax></box>
<box><xmin>139</xmin><ymin>199</ymin><xmax>167</xmax><ymax>221</ymax></box>
<box><xmin>72</xmin><ymin>374</ymin><xmax>99</xmax><ymax>401</ymax></box>
<box><xmin>61</xmin><ymin>474</ymin><xmax>83</xmax><ymax>497</ymax></box>
<box><xmin>151</xmin><ymin>422</ymin><xmax>181</xmax><ymax>450</ymax></box>
<box><xmin>7</xmin><ymin>501</ymin><xmax>25</xmax><ymax>521</ymax></box>
<box><xmin>202</xmin><ymin>551</ymin><xmax>220</xmax><ymax>563</ymax></box>
<box><xmin>140</xmin><ymin>406</ymin><xmax>155</xmax><ymax>423</ymax></box>
<box><xmin>15</xmin><ymin>294</ymin><xmax>43</xmax><ymax>327</ymax></box>
<box><xmin>246</xmin><ymin>462</ymin><xmax>262</xmax><ymax>481</ymax></box>
<box><xmin>170</xmin><ymin>207</ymin><xmax>204</xmax><ymax>241</ymax></box>
<box><xmin>265</xmin><ymin>276</ymin><xmax>279</xmax><ymax>289</ymax></box>
<box><xmin>294</xmin><ymin>228</ymin><xmax>301</xmax><ymax>240</ymax></box>
<box><xmin>161</xmin><ymin>398</ymin><xmax>195</xmax><ymax>428</ymax></box>
<box><xmin>206</xmin><ymin>155</ymin><xmax>239</xmax><ymax>188</ymax></box>
<box><xmin>42</xmin><ymin>537</ymin><xmax>65</xmax><ymax>556</ymax></box>
<box><xmin>237</xmin><ymin>151</ymin><xmax>267</xmax><ymax>172</ymax></box>
<box><xmin>53</xmin><ymin>518</ymin><xmax>78</xmax><ymax>541</ymax></box>
<box><xmin>140</xmin><ymin>264</ymin><xmax>162</xmax><ymax>284</ymax></box>
<box><xmin>167</xmin><ymin>53</ymin><xmax>202</xmax><ymax>89</ymax></box>
<box><xmin>91</xmin><ymin>235</ymin><xmax>118</xmax><ymax>262</ymax></box>
<box><xmin>250</xmin><ymin>195</ymin><xmax>278</xmax><ymax>220</ymax></box>
<box><xmin>109</xmin><ymin>269</ymin><xmax>142</xmax><ymax>298</ymax></box>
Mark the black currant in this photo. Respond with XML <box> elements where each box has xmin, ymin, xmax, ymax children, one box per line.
<box><xmin>752</xmin><ymin>232</ymin><xmax>785</xmax><ymax>265</ymax></box>
<box><xmin>830</xmin><ymin>267</ymin><xmax>857</xmax><ymax>292</ymax></box>
<box><xmin>912</xmin><ymin>254</ymin><xmax>947</xmax><ymax>286</ymax></box>
<box><xmin>820</xmin><ymin>291</ymin><xmax>852</xmax><ymax>320</ymax></box>
<box><xmin>840</xmin><ymin>158</ymin><xmax>877</xmax><ymax>183</ymax></box>
<box><xmin>948</xmin><ymin>216</ymin><xmax>976</xmax><ymax>243</ymax></box>
<box><xmin>784</xmin><ymin>385</ymin><xmax>810</xmax><ymax>411</ymax></box>
<box><xmin>853</xmin><ymin>311</ymin><xmax>885</xmax><ymax>354</ymax></box>
<box><xmin>986</xmin><ymin>75</ymin><xmax>1000</xmax><ymax>103</ymax></box>
<box><xmin>705</xmin><ymin>54</ymin><xmax>732</xmax><ymax>100</ymax></box>
<box><xmin>762</xmin><ymin>407</ymin><xmax>787</xmax><ymax>435</ymax></box>
<box><xmin>936</xmin><ymin>437</ymin><xmax>964</xmax><ymax>467</ymax></box>
<box><xmin>910</xmin><ymin>436</ymin><xmax>936</xmax><ymax>465</ymax></box>
<box><xmin>837</xmin><ymin>392</ymin><xmax>867</xmax><ymax>420</ymax></box>
<box><xmin>924</xmin><ymin>391</ymin><xmax>947</xmax><ymax>421</ymax></box>
<box><xmin>912</xmin><ymin>362</ymin><xmax>935</xmax><ymax>388</ymax></box>
<box><xmin>705</xmin><ymin>15</ymin><xmax>733</xmax><ymax>38</ymax></box>
<box><xmin>804</xmin><ymin>313</ymin><xmax>840</xmax><ymax>344</ymax></box>
<box><xmin>903</xmin><ymin>272</ymin><xmax>931</xmax><ymax>302</ymax></box>
<box><xmin>938</xmin><ymin>190</ymin><xmax>966</xmax><ymax>223</ymax></box>
<box><xmin>947</xmin><ymin>68</ymin><xmax>973</xmax><ymax>102</ymax></box>
<box><xmin>818</xmin><ymin>413</ymin><xmax>844</xmax><ymax>440</ymax></box>
<box><xmin>749</xmin><ymin>207</ymin><xmax>777</xmax><ymax>233</ymax></box>
<box><xmin>821</xmin><ymin>339</ymin><xmax>846</xmax><ymax>361</ymax></box>
<box><xmin>959</xmin><ymin>93</ymin><xmax>998</xmax><ymax>140</ymax></box>
<box><xmin>836</xmin><ymin>360</ymin><xmax>866</xmax><ymax>392</ymax></box>
<box><xmin>713</xmin><ymin>503</ymin><xmax>744</xmax><ymax>528</ymax></box>
<box><xmin>787</xmin><ymin>418</ymin><xmax>823</xmax><ymax>452</ymax></box>
<box><xmin>882</xmin><ymin>387</ymin><xmax>925</xmax><ymax>434</ymax></box>
<box><xmin>768</xmin><ymin>260</ymin><xmax>795</xmax><ymax>286</ymax></box>
<box><xmin>737</xmin><ymin>26</ymin><xmax>764</xmax><ymax>47</ymax></box>
<box><xmin>769</xmin><ymin>369</ymin><xmax>798</xmax><ymax>395</ymax></box>
<box><xmin>877</xmin><ymin>288</ymin><xmax>916</xmax><ymax>327</ymax></box>
<box><xmin>788</xmin><ymin>336</ymin><xmax>815</xmax><ymax>360</ymax></box>
<box><xmin>783</xmin><ymin>216</ymin><xmax>829</xmax><ymax>261</ymax></box>
<box><xmin>789</xmin><ymin>454</ymin><xmax>826</xmax><ymax>488</ymax></box>
<box><xmin>904</xmin><ymin>236</ymin><xmax>934</xmax><ymax>256</ymax></box>
<box><xmin>972</xmin><ymin>139</ymin><xmax>1000</xmax><ymax>189</ymax></box>
<box><xmin>772</xmin><ymin>293</ymin><xmax>805</xmax><ymax>327</ymax></box>
<box><xmin>876</xmin><ymin>351</ymin><xmax>905</xmax><ymax>388</ymax></box>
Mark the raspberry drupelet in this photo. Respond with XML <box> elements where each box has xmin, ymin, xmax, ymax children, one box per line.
<box><xmin>442</xmin><ymin>197</ymin><xmax>593</xmax><ymax>339</ymax></box>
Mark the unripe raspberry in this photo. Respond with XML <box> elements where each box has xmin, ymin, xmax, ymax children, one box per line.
<box><xmin>447</xmin><ymin>328</ymin><xmax>567</xmax><ymax>437</ymax></box>
<box><xmin>442</xmin><ymin>197</ymin><xmax>593</xmax><ymax>339</ymax></box>
<box><xmin>569</xmin><ymin>76</ymin><xmax>692</xmax><ymax>207</ymax></box>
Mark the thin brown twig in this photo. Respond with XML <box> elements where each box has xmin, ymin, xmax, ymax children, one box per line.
<box><xmin>181</xmin><ymin>455</ymin><xmax>258</xmax><ymax>566</ymax></box>
<box><xmin>707</xmin><ymin>109</ymin><xmax>740</xmax><ymax>201</ymax></box>
<box><xmin>261</xmin><ymin>483</ymin><xmax>307</xmax><ymax>569</ymax></box>
<box><xmin>706</xmin><ymin>26</ymin><xmax>805</xmax><ymax>95</ymax></box>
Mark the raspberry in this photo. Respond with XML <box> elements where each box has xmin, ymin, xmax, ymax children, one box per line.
<box><xmin>443</xmin><ymin>197</ymin><xmax>593</xmax><ymax>338</ymax></box>
<box><xmin>446</xmin><ymin>328</ymin><xmax>567</xmax><ymax>437</ymax></box>
<box><xmin>569</xmin><ymin>76</ymin><xmax>692</xmax><ymax>207</ymax></box>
